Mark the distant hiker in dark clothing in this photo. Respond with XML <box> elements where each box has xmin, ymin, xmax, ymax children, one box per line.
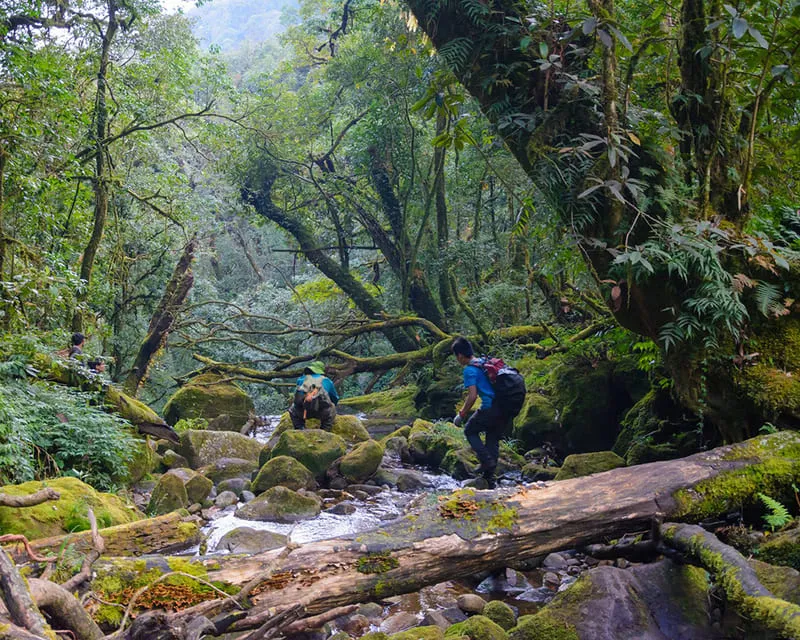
<box><xmin>452</xmin><ymin>337</ymin><xmax>510</xmax><ymax>489</ymax></box>
<box><xmin>88</xmin><ymin>357</ymin><xmax>106</xmax><ymax>374</ymax></box>
<box><xmin>289</xmin><ymin>361</ymin><xmax>339</xmax><ymax>430</ymax></box>
<box><xmin>68</xmin><ymin>333</ymin><xmax>85</xmax><ymax>358</ymax></box>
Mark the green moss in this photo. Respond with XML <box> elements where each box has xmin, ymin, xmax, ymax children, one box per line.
<box><xmin>672</xmin><ymin>432</ymin><xmax>800</xmax><ymax>520</ymax></box>
<box><xmin>270</xmin><ymin>429</ymin><xmax>347</xmax><ymax>478</ymax></box>
<box><xmin>163</xmin><ymin>373</ymin><xmax>254</xmax><ymax>429</ymax></box>
<box><xmin>507</xmin><ymin>577</ymin><xmax>593</xmax><ymax>640</ymax></box>
<box><xmin>235</xmin><ymin>486</ymin><xmax>321</xmax><ymax>522</ymax></box>
<box><xmin>554</xmin><ymin>451</ymin><xmax>626</xmax><ymax>480</ymax></box>
<box><xmin>482</xmin><ymin>600</ymin><xmax>516</xmax><ymax>630</ymax></box>
<box><xmin>340</xmin><ymin>439</ymin><xmax>385</xmax><ymax>483</ymax></box>
<box><xmin>0</xmin><ymin>477</ymin><xmax>141</xmax><ymax>539</ymax></box>
<box><xmin>330</xmin><ymin>414</ymin><xmax>370</xmax><ymax>443</ymax></box>
<box><xmin>356</xmin><ymin>551</ymin><xmax>399</xmax><ymax>574</ymax></box>
<box><xmin>338</xmin><ymin>385</ymin><xmax>419</xmax><ymax>417</ymax></box>
<box><xmin>252</xmin><ymin>456</ymin><xmax>317</xmax><ymax>493</ymax></box>
<box><xmin>445</xmin><ymin>615</ymin><xmax>507</xmax><ymax>640</ymax></box>
<box><xmin>389</xmin><ymin>626</ymin><xmax>444</xmax><ymax>640</ymax></box>
<box><xmin>485</xmin><ymin>504</ymin><xmax>519</xmax><ymax>533</ymax></box>
<box><xmin>756</xmin><ymin>526</ymin><xmax>800</xmax><ymax>570</ymax></box>
<box><xmin>380</xmin><ymin>425</ymin><xmax>411</xmax><ymax>443</ymax></box>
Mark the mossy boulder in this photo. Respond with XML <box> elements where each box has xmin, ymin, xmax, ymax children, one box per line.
<box><xmin>330</xmin><ymin>414</ymin><xmax>370</xmax><ymax>443</ymax></box>
<box><xmin>756</xmin><ymin>526</ymin><xmax>800</xmax><ymax>569</ymax></box>
<box><xmin>235</xmin><ymin>486</ymin><xmax>321</xmax><ymax>523</ymax></box>
<box><xmin>216</xmin><ymin>527</ymin><xmax>288</xmax><ymax>554</ymax></box>
<box><xmin>163</xmin><ymin>373</ymin><xmax>254</xmax><ymax>430</ymax></box>
<box><xmin>512</xmin><ymin>393</ymin><xmax>559</xmax><ymax>452</ymax></box>
<box><xmin>148</xmin><ymin>473</ymin><xmax>189</xmax><ymax>515</ymax></box>
<box><xmin>178</xmin><ymin>429</ymin><xmax>262</xmax><ymax>469</ymax></box>
<box><xmin>338</xmin><ymin>385</ymin><xmax>418</xmax><ymax>418</ymax></box>
<box><xmin>127</xmin><ymin>438</ymin><xmax>159</xmax><ymax>483</ymax></box>
<box><xmin>554</xmin><ymin>451</ymin><xmax>626</xmax><ymax>481</ymax></box>
<box><xmin>408</xmin><ymin>420</ymin><xmax>466</xmax><ymax>468</ymax></box>
<box><xmin>196</xmin><ymin>457</ymin><xmax>258</xmax><ymax>484</ymax></box>
<box><xmin>389</xmin><ymin>627</ymin><xmax>444</xmax><ymax>640</ymax></box>
<box><xmin>0</xmin><ymin>477</ymin><xmax>141</xmax><ymax>539</ymax></box>
<box><xmin>252</xmin><ymin>456</ymin><xmax>318</xmax><ymax>493</ymax></box>
<box><xmin>162</xmin><ymin>450</ymin><xmax>189</xmax><ymax>470</ymax></box>
<box><xmin>521</xmin><ymin>463</ymin><xmax>559</xmax><ymax>482</ymax></box>
<box><xmin>750</xmin><ymin>558</ymin><xmax>800</xmax><ymax>604</ymax></box>
<box><xmin>414</xmin><ymin>374</ymin><xmax>463</xmax><ymax>419</ymax></box>
<box><xmin>482</xmin><ymin>601</ymin><xmax>516</xmax><ymax>631</ymax></box>
<box><xmin>381</xmin><ymin>425</ymin><xmax>412</xmax><ymax>443</ymax></box>
<box><xmin>162</xmin><ymin>468</ymin><xmax>213</xmax><ymax>504</ymax></box>
<box><xmin>270</xmin><ymin>429</ymin><xmax>347</xmax><ymax>478</ymax></box>
<box><xmin>445</xmin><ymin>615</ymin><xmax>507</xmax><ymax>640</ymax></box>
<box><xmin>441</xmin><ymin>447</ymin><xmax>479</xmax><ymax>480</ymax></box>
<box><xmin>339</xmin><ymin>440</ymin><xmax>384</xmax><ymax>483</ymax></box>
<box><xmin>384</xmin><ymin>436</ymin><xmax>410</xmax><ymax>461</ymax></box>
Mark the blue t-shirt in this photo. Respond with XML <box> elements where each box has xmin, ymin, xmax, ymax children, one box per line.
<box><xmin>463</xmin><ymin>360</ymin><xmax>494</xmax><ymax>409</ymax></box>
<box><xmin>295</xmin><ymin>374</ymin><xmax>340</xmax><ymax>405</ymax></box>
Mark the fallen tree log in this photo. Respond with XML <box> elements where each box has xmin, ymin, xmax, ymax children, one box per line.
<box><xmin>90</xmin><ymin>431</ymin><xmax>800</xmax><ymax>635</ymax></box>
<box><xmin>8</xmin><ymin>512</ymin><xmax>200</xmax><ymax>562</ymax></box>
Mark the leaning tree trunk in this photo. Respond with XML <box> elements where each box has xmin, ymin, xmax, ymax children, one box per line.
<box><xmin>89</xmin><ymin>431</ymin><xmax>800</xmax><ymax>636</ymax></box>
<box><xmin>403</xmin><ymin>0</ymin><xmax>800</xmax><ymax>440</ymax></box>
<box><xmin>123</xmin><ymin>238</ymin><xmax>196</xmax><ymax>396</ymax></box>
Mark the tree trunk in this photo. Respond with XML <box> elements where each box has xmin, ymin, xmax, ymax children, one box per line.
<box><xmin>73</xmin><ymin>0</ymin><xmax>119</xmax><ymax>333</ymax></box>
<box><xmin>434</xmin><ymin>111</ymin><xmax>455</xmax><ymax>316</ymax></box>
<box><xmin>123</xmin><ymin>238</ymin><xmax>196</xmax><ymax>396</ymax></box>
<box><xmin>90</xmin><ymin>432</ymin><xmax>800</xmax><ymax>632</ymax></box>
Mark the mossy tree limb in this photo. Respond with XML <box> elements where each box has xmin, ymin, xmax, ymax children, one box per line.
<box><xmin>92</xmin><ymin>432</ymin><xmax>800</xmax><ymax>637</ymax></box>
<box><xmin>0</xmin><ymin>550</ymin><xmax>55</xmax><ymax>639</ymax></box>
<box><xmin>660</xmin><ymin>522</ymin><xmax>800</xmax><ymax>638</ymax></box>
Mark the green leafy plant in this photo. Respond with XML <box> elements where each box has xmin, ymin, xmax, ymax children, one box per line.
<box><xmin>759</xmin><ymin>422</ymin><xmax>779</xmax><ymax>434</ymax></box>
<box><xmin>758</xmin><ymin>493</ymin><xmax>792</xmax><ymax>532</ymax></box>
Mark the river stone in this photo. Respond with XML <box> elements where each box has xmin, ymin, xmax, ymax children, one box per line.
<box><xmin>340</xmin><ymin>439</ymin><xmax>384</xmax><ymax>483</ymax></box>
<box><xmin>164</xmin><ymin>468</ymin><xmax>213</xmax><ymax>504</ymax></box>
<box><xmin>381</xmin><ymin>611</ymin><xmax>419</xmax><ymax>634</ymax></box>
<box><xmin>163</xmin><ymin>373</ymin><xmax>255</xmax><ymax>430</ymax></box>
<box><xmin>215</xmin><ymin>490</ymin><xmax>239</xmax><ymax>508</ymax></box>
<box><xmin>554</xmin><ymin>451</ymin><xmax>625</xmax><ymax>481</ymax></box>
<box><xmin>358</xmin><ymin>602</ymin><xmax>385</xmax><ymax>621</ymax></box>
<box><xmin>456</xmin><ymin>594</ymin><xmax>487</xmax><ymax>614</ymax></box>
<box><xmin>520</xmin><ymin>463</ymin><xmax>558</xmax><ymax>482</ymax></box>
<box><xmin>326</xmin><ymin>501</ymin><xmax>356</xmax><ymax>515</ymax></box>
<box><xmin>161</xmin><ymin>449</ymin><xmax>188</xmax><ymax>469</ymax></box>
<box><xmin>384</xmin><ymin>436</ymin><xmax>410</xmax><ymax>461</ymax></box>
<box><xmin>207</xmin><ymin>414</ymin><xmax>238</xmax><ymax>432</ymax></box>
<box><xmin>178</xmin><ymin>430</ymin><xmax>262</xmax><ymax>469</ymax></box>
<box><xmin>0</xmin><ymin>477</ymin><xmax>142</xmax><ymax>539</ymax></box>
<box><xmin>445</xmin><ymin>615</ymin><xmax>507</xmax><ymax>640</ymax></box>
<box><xmin>148</xmin><ymin>472</ymin><xmax>189</xmax><ymax>514</ymax></box>
<box><xmin>408</xmin><ymin>419</ymin><xmax>465</xmax><ymax>467</ymax></box>
<box><xmin>336</xmin><ymin>614</ymin><xmax>371</xmax><ymax>636</ymax></box>
<box><xmin>235</xmin><ymin>486</ymin><xmax>321</xmax><ymax>523</ymax></box>
<box><xmin>542</xmin><ymin>553</ymin><xmax>568</xmax><ymax>570</ymax></box>
<box><xmin>270</xmin><ymin>429</ymin><xmax>347</xmax><ymax>478</ymax></box>
<box><xmin>197</xmin><ymin>457</ymin><xmax>258</xmax><ymax>484</ymax></box>
<box><xmin>217</xmin><ymin>526</ymin><xmax>288</xmax><ymax>553</ymax></box>
<box><xmin>389</xmin><ymin>627</ymin><xmax>444</xmax><ymax>640</ymax></box>
<box><xmin>482</xmin><ymin>601</ymin><xmax>516</xmax><ymax>631</ymax></box>
<box><xmin>441</xmin><ymin>447</ymin><xmax>480</xmax><ymax>480</ymax></box>
<box><xmin>347</xmin><ymin>484</ymin><xmax>383</xmax><ymax>496</ymax></box>
<box><xmin>217</xmin><ymin>477</ymin><xmax>249</xmax><ymax>497</ymax></box>
<box><xmin>330</xmin><ymin>414</ymin><xmax>370</xmax><ymax>443</ymax></box>
<box><xmin>380</xmin><ymin>425</ymin><xmax>412</xmax><ymax>443</ymax></box>
<box><xmin>421</xmin><ymin>611</ymin><xmax>452</xmax><ymax>630</ymax></box>
<box><xmin>252</xmin><ymin>456</ymin><xmax>317</xmax><ymax>494</ymax></box>
<box><xmin>241</xmin><ymin>490</ymin><xmax>255</xmax><ymax>502</ymax></box>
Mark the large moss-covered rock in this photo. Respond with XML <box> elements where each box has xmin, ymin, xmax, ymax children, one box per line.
<box><xmin>127</xmin><ymin>438</ymin><xmax>159</xmax><ymax>483</ymax></box>
<box><xmin>330</xmin><ymin>414</ymin><xmax>370</xmax><ymax>443</ymax></box>
<box><xmin>197</xmin><ymin>457</ymin><xmax>258</xmax><ymax>484</ymax></box>
<box><xmin>252</xmin><ymin>456</ymin><xmax>317</xmax><ymax>493</ymax></box>
<box><xmin>445</xmin><ymin>615</ymin><xmax>507</xmax><ymax>640</ymax></box>
<box><xmin>414</xmin><ymin>376</ymin><xmax>463</xmax><ymax>420</ymax></box>
<box><xmin>178</xmin><ymin>429</ymin><xmax>262</xmax><ymax>469</ymax></box>
<box><xmin>750</xmin><ymin>558</ymin><xmax>800</xmax><ymax>604</ymax></box>
<box><xmin>235</xmin><ymin>486</ymin><xmax>321</xmax><ymax>523</ymax></box>
<box><xmin>163</xmin><ymin>373</ymin><xmax>254</xmax><ymax>430</ymax></box>
<box><xmin>482</xmin><ymin>601</ymin><xmax>516</xmax><ymax>631</ymax></box>
<box><xmin>338</xmin><ymin>385</ymin><xmax>418</xmax><ymax>418</ymax></box>
<box><xmin>389</xmin><ymin>627</ymin><xmax>444</xmax><ymax>640</ymax></box>
<box><xmin>0</xmin><ymin>477</ymin><xmax>141</xmax><ymax>539</ymax></box>
<box><xmin>441</xmin><ymin>447</ymin><xmax>479</xmax><ymax>480</ymax></box>
<box><xmin>381</xmin><ymin>425</ymin><xmax>412</xmax><ymax>443</ymax></box>
<box><xmin>339</xmin><ymin>440</ymin><xmax>384</xmax><ymax>483</ymax></box>
<box><xmin>521</xmin><ymin>462</ymin><xmax>558</xmax><ymax>481</ymax></box>
<box><xmin>162</xmin><ymin>468</ymin><xmax>213</xmax><ymax>504</ymax></box>
<box><xmin>554</xmin><ymin>451</ymin><xmax>625</xmax><ymax>481</ymax></box>
<box><xmin>756</xmin><ymin>525</ymin><xmax>800</xmax><ymax>570</ymax></box>
<box><xmin>216</xmin><ymin>527</ymin><xmax>288</xmax><ymax>554</ymax></box>
<box><xmin>408</xmin><ymin>419</ymin><xmax>466</xmax><ymax>468</ymax></box>
<box><xmin>512</xmin><ymin>393</ymin><xmax>559</xmax><ymax>452</ymax></box>
<box><xmin>270</xmin><ymin>429</ymin><xmax>347</xmax><ymax>478</ymax></box>
<box><xmin>148</xmin><ymin>472</ymin><xmax>189</xmax><ymax>514</ymax></box>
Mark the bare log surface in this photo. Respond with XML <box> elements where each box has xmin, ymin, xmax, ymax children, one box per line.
<box><xmin>0</xmin><ymin>488</ymin><xmax>60</xmax><ymax>508</ymax></box>
<box><xmin>0</xmin><ymin>550</ymin><xmax>53</xmax><ymax>638</ymax></box>
<box><xmin>92</xmin><ymin>431</ymin><xmax>800</xmax><ymax>632</ymax></box>
<box><xmin>9</xmin><ymin>512</ymin><xmax>200</xmax><ymax>562</ymax></box>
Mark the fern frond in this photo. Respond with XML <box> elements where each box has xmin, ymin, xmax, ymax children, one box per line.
<box><xmin>758</xmin><ymin>492</ymin><xmax>792</xmax><ymax>532</ymax></box>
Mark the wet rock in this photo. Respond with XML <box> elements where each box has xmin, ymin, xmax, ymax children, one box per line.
<box><xmin>235</xmin><ymin>486</ymin><xmax>321</xmax><ymax>523</ymax></box>
<box><xmin>543</xmin><ymin>572</ymin><xmax>560</xmax><ymax>590</ymax></box>
<box><xmin>241</xmin><ymin>490</ymin><xmax>255</xmax><ymax>503</ymax></box>
<box><xmin>396</xmin><ymin>469</ymin><xmax>434</xmax><ymax>492</ymax></box>
<box><xmin>440</xmin><ymin>607</ymin><xmax>468</xmax><ymax>624</ymax></box>
<box><xmin>339</xmin><ymin>439</ymin><xmax>384</xmax><ymax>483</ymax></box>
<box><xmin>348</xmin><ymin>484</ymin><xmax>383</xmax><ymax>496</ymax></box>
<box><xmin>330</xmin><ymin>414</ymin><xmax>370</xmax><ymax>444</ymax></box>
<box><xmin>161</xmin><ymin>449</ymin><xmax>189</xmax><ymax>469</ymax></box>
<box><xmin>215</xmin><ymin>491</ymin><xmax>239</xmax><ymax>508</ymax></box>
<box><xmin>408</xmin><ymin>419</ymin><xmax>464</xmax><ymax>467</ymax></box>
<box><xmin>456</xmin><ymin>594</ymin><xmax>487</xmax><ymax>614</ymax></box>
<box><xmin>217</xmin><ymin>477</ymin><xmax>248</xmax><ymax>497</ymax></box>
<box><xmin>252</xmin><ymin>455</ymin><xmax>318</xmax><ymax>494</ymax></box>
<box><xmin>384</xmin><ymin>436</ymin><xmax>410</xmax><ymax>461</ymax></box>
<box><xmin>352</xmin><ymin>490</ymin><xmax>370</xmax><ymax>501</ymax></box>
<box><xmin>217</xmin><ymin>527</ymin><xmax>288</xmax><ymax>554</ymax></box>
<box><xmin>163</xmin><ymin>373</ymin><xmax>254</xmax><ymax>430</ymax></box>
<box><xmin>329</xmin><ymin>477</ymin><xmax>348</xmax><ymax>490</ymax></box>
<box><xmin>481</xmin><ymin>601</ymin><xmax>516</xmax><ymax>631</ymax></box>
<box><xmin>270</xmin><ymin>429</ymin><xmax>347</xmax><ymax>478</ymax></box>
<box><xmin>163</xmin><ymin>468</ymin><xmax>213</xmax><ymax>504</ymax></box>
<box><xmin>336</xmin><ymin>613</ymin><xmax>370</xmax><ymax>636</ymax></box>
<box><xmin>197</xmin><ymin>457</ymin><xmax>258</xmax><ymax>484</ymax></box>
<box><xmin>520</xmin><ymin>463</ymin><xmax>557</xmax><ymax>482</ymax></box>
<box><xmin>441</xmin><ymin>447</ymin><xmax>480</xmax><ymax>480</ymax></box>
<box><xmin>178</xmin><ymin>430</ymin><xmax>262</xmax><ymax>469</ymax></box>
<box><xmin>421</xmin><ymin>611</ymin><xmax>451</xmax><ymax>630</ymax></box>
<box><xmin>326</xmin><ymin>501</ymin><xmax>356</xmax><ymax>515</ymax></box>
<box><xmin>148</xmin><ymin>472</ymin><xmax>189</xmax><ymax>514</ymax></box>
<box><xmin>358</xmin><ymin>602</ymin><xmax>384</xmax><ymax>622</ymax></box>
<box><xmin>389</xmin><ymin>627</ymin><xmax>444</xmax><ymax>640</ymax></box>
<box><xmin>542</xmin><ymin>553</ymin><xmax>568</xmax><ymax>570</ymax></box>
<box><xmin>381</xmin><ymin>611</ymin><xmax>419</xmax><ymax>635</ymax></box>
<box><xmin>554</xmin><ymin>451</ymin><xmax>625</xmax><ymax>481</ymax></box>
<box><xmin>444</xmin><ymin>615</ymin><xmax>507</xmax><ymax>640</ymax></box>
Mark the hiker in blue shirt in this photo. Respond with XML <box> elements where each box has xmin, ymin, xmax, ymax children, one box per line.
<box><xmin>289</xmin><ymin>360</ymin><xmax>339</xmax><ymax>430</ymax></box>
<box><xmin>452</xmin><ymin>337</ymin><xmax>509</xmax><ymax>488</ymax></box>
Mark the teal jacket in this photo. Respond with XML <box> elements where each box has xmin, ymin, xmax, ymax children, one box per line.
<box><xmin>295</xmin><ymin>373</ymin><xmax>339</xmax><ymax>405</ymax></box>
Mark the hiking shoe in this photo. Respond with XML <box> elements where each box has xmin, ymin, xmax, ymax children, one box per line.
<box><xmin>477</xmin><ymin>458</ymin><xmax>497</xmax><ymax>475</ymax></box>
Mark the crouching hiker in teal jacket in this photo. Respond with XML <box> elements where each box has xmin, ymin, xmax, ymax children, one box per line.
<box><xmin>289</xmin><ymin>360</ymin><xmax>339</xmax><ymax>430</ymax></box>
